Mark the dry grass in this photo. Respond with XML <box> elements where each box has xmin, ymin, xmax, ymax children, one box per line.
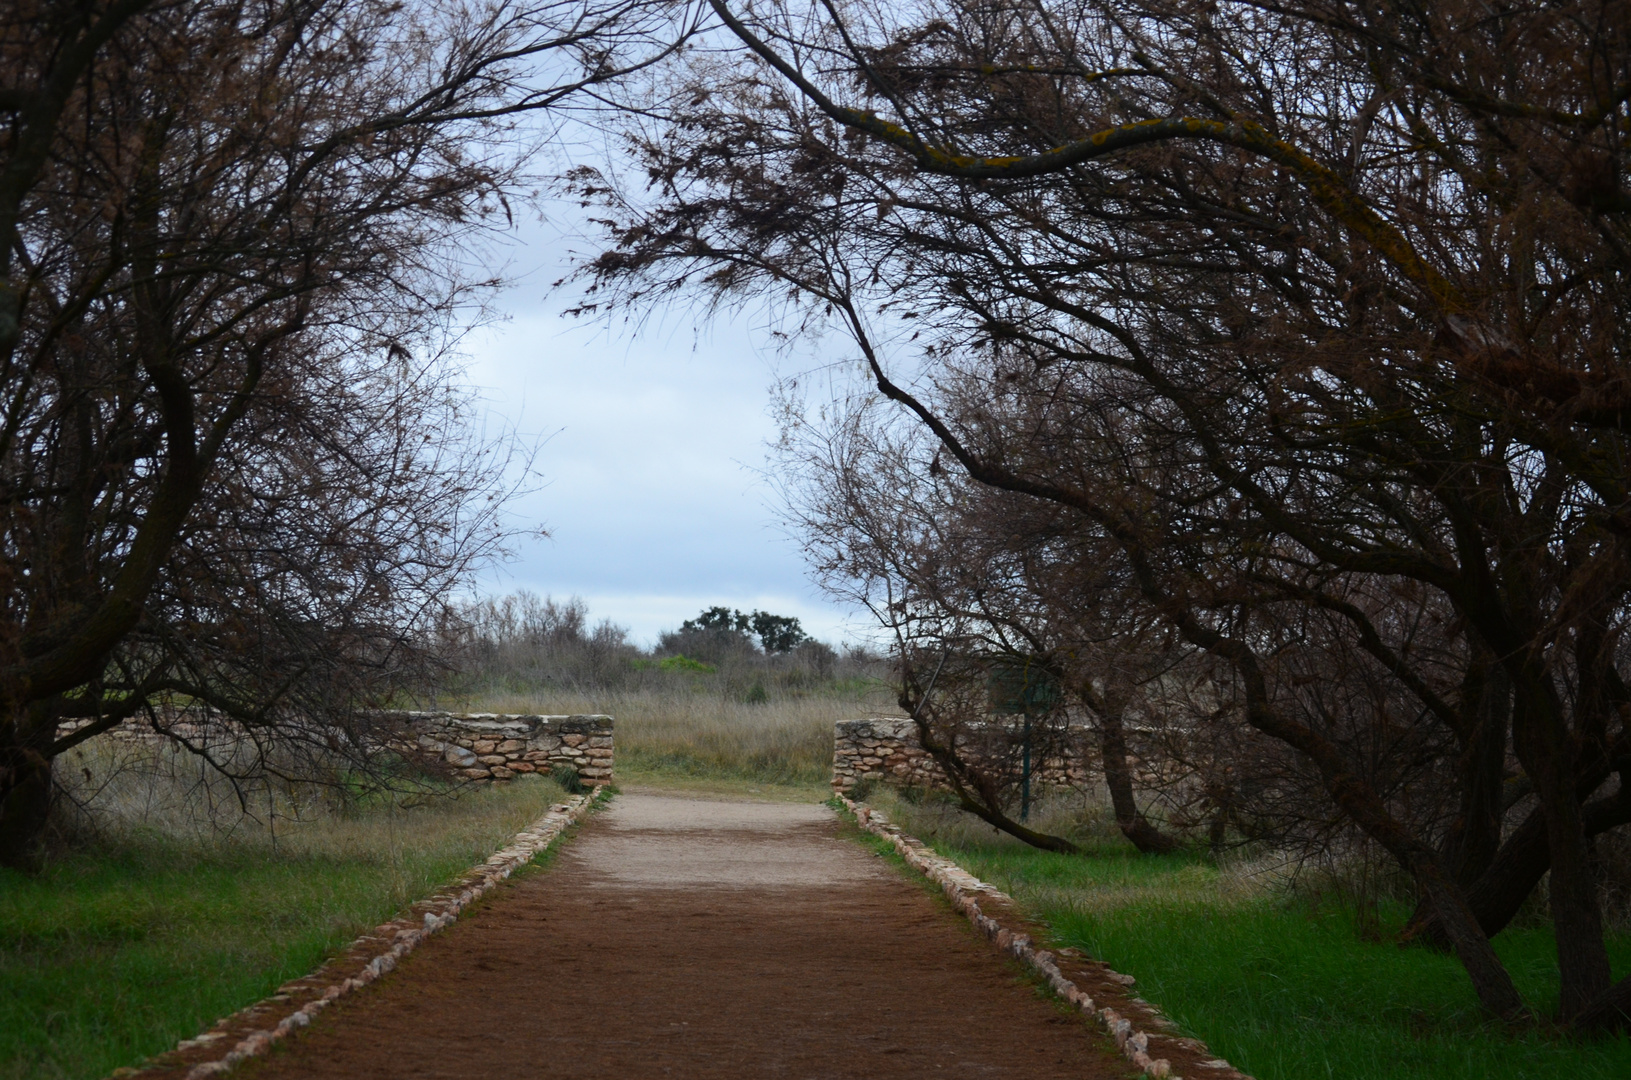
<box><xmin>856</xmin><ymin>782</ymin><xmax>1120</xmax><ymax>850</ymax></box>
<box><xmin>53</xmin><ymin>738</ymin><xmax>569</xmax><ymax>895</ymax></box>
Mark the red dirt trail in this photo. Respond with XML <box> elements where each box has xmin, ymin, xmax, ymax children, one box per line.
<box><xmin>241</xmin><ymin>790</ymin><xmax>1134</xmax><ymax>1080</ymax></box>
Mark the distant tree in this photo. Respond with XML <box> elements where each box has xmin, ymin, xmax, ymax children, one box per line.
<box><xmin>678</xmin><ymin>607</ymin><xmax>808</xmax><ymax>654</ymax></box>
<box><xmin>749</xmin><ymin>611</ymin><xmax>807</xmax><ymax>654</ymax></box>
<box><xmin>440</xmin><ymin>593</ymin><xmax>637</xmax><ymax>693</ymax></box>
<box><xmin>682</xmin><ymin>606</ymin><xmax>753</xmax><ymax>637</ymax></box>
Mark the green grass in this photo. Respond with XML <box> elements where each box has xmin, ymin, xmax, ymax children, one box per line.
<box><xmin>870</xmin><ymin>791</ymin><xmax>1631</xmax><ymax>1080</ymax></box>
<box><xmin>0</xmin><ymin>774</ymin><xmax>568</xmax><ymax>1080</ymax></box>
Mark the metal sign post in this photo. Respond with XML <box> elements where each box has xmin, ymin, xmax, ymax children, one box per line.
<box><xmin>989</xmin><ymin>657</ymin><xmax>1057</xmax><ymax>823</ymax></box>
<box><xmin>1021</xmin><ymin>713</ymin><xmax>1032</xmax><ymax>821</ymax></box>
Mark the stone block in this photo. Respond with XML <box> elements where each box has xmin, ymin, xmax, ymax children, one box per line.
<box><xmin>496</xmin><ymin>739</ymin><xmax>525</xmax><ymax>754</ymax></box>
<box><xmin>459</xmin><ymin>767</ymin><xmax>492</xmax><ymax>779</ymax></box>
<box><xmin>489</xmin><ymin>766</ymin><xmax>514</xmax><ymax>780</ymax></box>
<box><xmin>478</xmin><ymin>754</ymin><xmax>508</xmax><ymax>766</ymax></box>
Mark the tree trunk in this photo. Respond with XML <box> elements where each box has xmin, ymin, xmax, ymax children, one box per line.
<box><xmin>1539</xmin><ymin>805</ymin><xmax>1608</xmax><ymax>1020</ymax></box>
<box><xmin>950</xmin><ymin>792</ymin><xmax>1082</xmax><ymax>853</ymax></box>
<box><xmin>1098</xmin><ymin>706</ymin><xmax>1181</xmax><ymax>854</ymax></box>
<box><xmin>1399</xmin><ymin>663</ymin><xmax>1511</xmax><ymax>942</ymax></box>
<box><xmin>1414</xmin><ymin>858</ymin><xmax>1530</xmax><ymax>1022</ymax></box>
<box><xmin>0</xmin><ymin>711</ymin><xmax>55</xmax><ymax>872</ymax></box>
<box><xmin>1510</xmin><ymin>676</ymin><xmax>1612</xmax><ymax>1019</ymax></box>
<box><xmin>1403</xmin><ymin>781</ymin><xmax>1631</xmax><ymax>949</ymax></box>
<box><xmin>1446</xmin><ymin>664</ymin><xmax>1509</xmax><ymax>887</ymax></box>
<box><xmin>1574</xmin><ymin>974</ymin><xmax>1631</xmax><ymax>1032</ymax></box>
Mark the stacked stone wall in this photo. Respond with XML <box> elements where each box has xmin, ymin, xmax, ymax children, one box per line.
<box><xmin>55</xmin><ymin>710</ymin><xmax>614</xmax><ymax>786</ymax></box>
<box><xmin>832</xmin><ymin>717</ymin><xmax>1094</xmax><ymax>794</ymax></box>
<box><xmin>392</xmin><ymin>712</ymin><xmax>613</xmax><ymax>784</ymax></box>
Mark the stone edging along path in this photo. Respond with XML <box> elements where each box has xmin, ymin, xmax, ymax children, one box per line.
<box><xmin>839</xmin><ymin>793</ymin><xmax>1256</xmax><ymax>1080</ymax></box>
<box><xmin>113</xmin><ymin>787</ymin><xmax>609</xmax><ymax>1080</ymax></box>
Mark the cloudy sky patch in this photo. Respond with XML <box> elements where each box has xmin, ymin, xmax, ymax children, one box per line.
<box><xmin>458</xmin><ymin>221</ymin><xmax>866</xmax><ymax>648</ymax></box>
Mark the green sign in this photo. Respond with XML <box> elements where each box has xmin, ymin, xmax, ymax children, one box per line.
<box><xmin>987</xmin><ymin>659</ymin><xmax>1061</xmax><ymax>715</ymax></box>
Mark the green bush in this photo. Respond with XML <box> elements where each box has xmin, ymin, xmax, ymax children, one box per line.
<box><xmin>550</xmin><ymin>763</ymin><xmax>586</xmax><ymax>793</ymax></box>
<box><xmin>658</xmin><ymin>654</ymin><xmax>715</xmax><ymax>673</ymax></box>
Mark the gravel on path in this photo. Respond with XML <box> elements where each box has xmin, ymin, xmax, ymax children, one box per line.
<box><xmin>242</xmin><ymin>788</ymin><xmax>1136</xmax><ymax>1080</ymax></box>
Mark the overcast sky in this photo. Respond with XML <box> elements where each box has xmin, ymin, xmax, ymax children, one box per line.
<box><xmin>458</xmin><ymin>212</ymin><xmax>868</xmax><ymax>649</ymax></box>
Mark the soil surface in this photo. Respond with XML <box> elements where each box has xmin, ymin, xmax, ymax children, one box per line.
<box><xmin>244</xmin><ymin>789</ymin><xmax>1134</xmax><ymax>1079</ymax></box>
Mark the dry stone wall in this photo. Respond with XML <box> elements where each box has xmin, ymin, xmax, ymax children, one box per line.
<box><xmin>56</xmin><ymin>710</ymin><xmax>614</xmax><ymax>786</ymax></box>
<box><xmin>391</xmin><ymin>712</ymin><xmax>613</xmax><ymax>784</ymax></box>
<box><xmin>56</xmin><ymin>712</ymin><xmax>250</xmax><ymax>749</ymax></box>
<box><xmin>832</xmin><ymin>717</ymin><xmax>1093</xmax><ymax>794</ymax></box>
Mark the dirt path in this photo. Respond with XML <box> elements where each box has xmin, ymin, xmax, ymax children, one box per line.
<box><xmin>244</xmin><ymin>789</ymin><xmax>1133</xmax><ymax>1079</ymax></box>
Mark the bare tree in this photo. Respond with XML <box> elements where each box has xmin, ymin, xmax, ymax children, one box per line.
<box><xmin>439</xmin><ymin>592</ymin><xmax>639</xmax><ymax>693</ymax></box>
<box><xmin>579</xmin><ymin>0</ymin><xmax>1631</xmax><ymax>1026</ymax></box>
<box><xmin>0</xmin><ymin>0</ymin><xmax>697</xmax><ymax>868</ymax></box>
<box><xmin>779</xmin><ymin>394</ymin><xmax>1189</xmax><ymax>852</ymax></box>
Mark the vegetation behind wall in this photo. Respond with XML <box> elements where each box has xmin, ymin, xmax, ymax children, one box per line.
<box><xmin>433</xmin><ymin>592</ymin><xmax>891</xmax><ymax>706</ymax></box>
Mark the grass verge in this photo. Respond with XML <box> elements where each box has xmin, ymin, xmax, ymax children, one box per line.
<box><xmin>867</xmin><ymin>790</ymin><xmax>1631</xmax><ymax>1080</ymax></box>
<box><xmin>0</xmin><ymin>774</ymin><xmax>568</xmax><ymax>1080</ymax></box>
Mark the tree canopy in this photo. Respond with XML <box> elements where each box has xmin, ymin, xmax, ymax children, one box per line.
<box><xmin>579</xmin><ymin>0</ymin><xmax>1631</xmax><ymax>1029</ymax></box>
<box><xmin>680</xmin><ymin>606</ymin><xmax>810</xmax><ymax>653</ymax></box>
<box><xmin>0</xmin><ymin>0</ymin><xmax>693</xmax><ymax>868</ymax></box>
